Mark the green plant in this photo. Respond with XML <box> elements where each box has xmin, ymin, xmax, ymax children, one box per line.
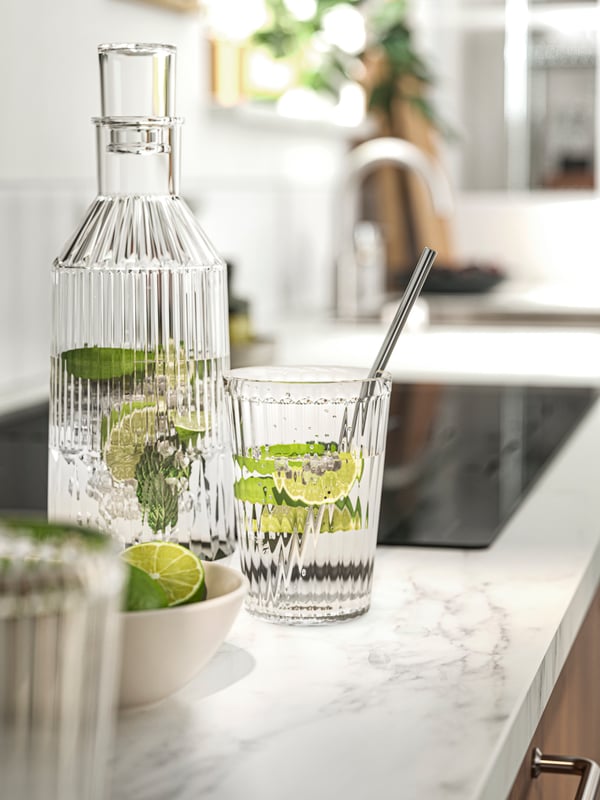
<box><xmin>366</xmin><ymin>1</ymin><xmax>438</xmax><ymax>130</ymax></box>
<box><xmin>249</xmin><ymin>0</ymin><xmax>446</xmax><ymax>134</ymax></box>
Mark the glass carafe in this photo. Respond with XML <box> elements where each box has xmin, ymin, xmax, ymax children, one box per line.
<box><xmin>48</xmin><ymin>43</ymin><xmax>234</xmax><ymax>560</ymax></box>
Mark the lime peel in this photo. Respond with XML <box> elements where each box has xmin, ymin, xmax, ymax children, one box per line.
<box><xmin>122</xmin><ymin>542</ymin><xmax>205</xmax><ymax>607</ymax></box>
<box><xmin>123</xmin><ymin>563</ymin><xmax>169</xmax><ymax>612</ymax></box>
<box><xmin>62</xmin><ymin>346</ymin><xmax>154</xmax><ymax>381</ymax></box>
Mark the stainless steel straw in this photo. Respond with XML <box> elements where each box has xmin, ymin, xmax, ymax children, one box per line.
<box><xmin>366</xmin><ymin>245</ymin><xmax>437</xmax><ymax>380</ymax></box>
<box><xmin>342</xmin><ymin>246</ymin><xmax>437</xmax><ymax>447</ymax></box>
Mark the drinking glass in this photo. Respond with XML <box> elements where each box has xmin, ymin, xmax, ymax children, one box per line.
<box><xmin>225</xmin><ymin>366</ymin><xmax>391</xmax><ymax>623</ymax></box>
<box><xmin>0</xmin><ymin>518</ymin><xmax>125</xmax><ymax>800</ymax></box>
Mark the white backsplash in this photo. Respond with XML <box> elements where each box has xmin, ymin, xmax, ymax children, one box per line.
<box><xmin>453</xmin><ymin>191</ymin><xmax>600</xmax><ymax>284</ymax></box>
<box><xmin>0</xmin><ymin>182</ymin><xmax>89</xmax><ymax>411</ymax></box>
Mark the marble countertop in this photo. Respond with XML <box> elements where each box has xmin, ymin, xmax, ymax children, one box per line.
<box><xmin>274</xmin><ymin>319</ymin><xmax>600</xmax><ymax>387</ymax></box>
<box><xmin>111</xmin><ymin>394</ymin><xmax>600</xmax><ymax>800</ymax></box>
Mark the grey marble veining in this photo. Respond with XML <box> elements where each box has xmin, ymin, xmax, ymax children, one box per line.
<box><xmin>111</xmin><ymin>400</ymin><xmax>600</xmax><ymax>800</ymax></box>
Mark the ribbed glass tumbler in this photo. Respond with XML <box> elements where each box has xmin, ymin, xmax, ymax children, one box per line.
<box><xmin>225</xmin><ymin>366</ymin><xmax>391</xmax><ymax>624</ymax></box>
<box><xmin>0</xmin><ymin>518</ymin><xmax>125</xmax><ymax>800</ymax></box>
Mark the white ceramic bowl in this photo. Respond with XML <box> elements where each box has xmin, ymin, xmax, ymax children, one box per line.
<box><xmin>119</xmin><ymin>561</ymin><xmax>247</xmax><ymax>709</ymax></box>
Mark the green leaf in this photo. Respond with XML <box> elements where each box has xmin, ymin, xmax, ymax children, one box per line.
<box><xmin>252</xmin><ymin>28</ymin><xmax>297</xmax><ymax>59</ymax></box>
<box><xmin>135</xmin><ymin>444</ymin><xmax>191</xmax><ymax>534</ymax></box>
<box><xmin>145</xmin><ymin>474</ymin><xmax>180</xmax><ymax>533</ymax></box>
<box><xmin>368</xmin><ymin>80</ymin><xmax>396</xmax><ymax>115</ymax></box>
<box><xmin>370</xmin><ymin>0</ymin><xmax>409</xmax><ymax>34</ymax></box>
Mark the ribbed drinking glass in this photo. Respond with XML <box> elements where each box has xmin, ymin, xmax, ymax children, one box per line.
<box><xmin>226</xmin><ymin>366</ymin><xmax>391</xmax><ymax>623</ymax></box>
<box><xmin>0</xmin><ymin>517</ymin><xmax>124</xmax><ymax>800</ymax></box>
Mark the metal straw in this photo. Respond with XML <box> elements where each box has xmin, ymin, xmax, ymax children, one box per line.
<box><xmin>366</xmin><ymin>245</ymin><xmax>437</xmax><ymax>380</ymax></box>
<box><xmin>341</xmin><ymin>246</ymin><xmax>437</xmax><ymax>448</ymax></box>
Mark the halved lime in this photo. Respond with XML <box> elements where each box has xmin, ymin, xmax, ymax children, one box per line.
<box><xmin>62</xmin><ymin>347</ymin><xmax>154</xmax><ymax>381</ymax></box>
<box><xmin>104</xmin><ymin>403</ymin><xmax>157</xmax><ymax>481</ymax></box>
<box><xmin>121</xmin><ymin>542</ymin><xmax>205</xmax><ymax>607</ymax></box>
<box><xmin>123</xmin><ymin>563</ymin><xmax>169</xmax><ymax>612</ymax></box>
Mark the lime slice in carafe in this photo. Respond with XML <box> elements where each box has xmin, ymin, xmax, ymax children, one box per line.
<box><xmin>61</xmin><ymin>347</ymin><xmax>153</xmax><ymax>380</ymax></box>
<box><xmin>104</xmin><ymin>403</ymin><xmax>157</xmax><ymax>481</ymax></box>
<box><xmin>172</xmin><ymin>411</ymin><xmax>210</xmax><ymax>445</ymax></box>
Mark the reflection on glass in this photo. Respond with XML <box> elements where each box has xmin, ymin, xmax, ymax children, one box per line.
<box><xmin>529</xmin><ymin>23</ymin><xmax>596</xmax><ymax>189</ymax></box>
<box><xmin>450</xmin><ymin>0</ymin><xmax>598</xmax><ymax>191</ymax></box>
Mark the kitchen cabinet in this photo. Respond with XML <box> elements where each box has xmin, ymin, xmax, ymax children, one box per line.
<box><xmin>508</xmin><ymin>587</ymin><xmax>600</xmax><ymax>799</ymax></box>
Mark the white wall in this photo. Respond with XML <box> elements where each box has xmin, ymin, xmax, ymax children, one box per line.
<box><xmin>2</xmin><ymin>0</ymin><xmax>205</xmax><ymax>181</ymax></box>
<box><xmin>453</xmin><ymin>190</ymin><xmax>600</xmax><ymax>284</ymax></box>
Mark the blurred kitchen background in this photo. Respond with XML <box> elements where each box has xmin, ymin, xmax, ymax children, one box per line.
<box><xmin>2</xmin><ymin>0</ymin><xmax>600</xmax><ymax>413</ymax></box>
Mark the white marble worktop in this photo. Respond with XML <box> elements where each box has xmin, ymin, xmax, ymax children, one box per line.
<box><xmin>275</xmin><ymin>318</ymin><xmax>600</xmax><ymax>387</ymax></box>
<box><xmin>111</xmin><ymin>393</ymin><xmax>600</xmax><ymax>800</ymax></box>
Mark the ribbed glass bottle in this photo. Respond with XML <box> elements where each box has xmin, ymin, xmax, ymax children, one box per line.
<box><xmin>48</xmin><ymin>43</ymin><xmax>234</xmax><ymax>560</ymax></box>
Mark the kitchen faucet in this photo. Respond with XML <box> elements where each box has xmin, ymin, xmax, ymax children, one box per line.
<box><xmin>335</xmin><ymin>136</ymin><xmax>454</xmax><ymax>319</ymax></box>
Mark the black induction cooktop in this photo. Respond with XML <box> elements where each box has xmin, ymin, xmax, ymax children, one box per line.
<box><xmin>377</xmin><ymin>383</ymin><xmax>597</xmax><ymax>548</ymax></box>
<box><xmin>0</xmin><ymin>384</ymin><xmax>596</xmax><ymax>549</ymax></box>
<box><xmin>0</xmin><ymin>402</ymin><xmax>49</xmax><ymax>513</ymax></box>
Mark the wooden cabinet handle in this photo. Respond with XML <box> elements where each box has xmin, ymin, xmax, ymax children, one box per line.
<box><xmin>532</xmin><ymin>747</ymin><xmax>600</xmax><ymax>799</ymax></box>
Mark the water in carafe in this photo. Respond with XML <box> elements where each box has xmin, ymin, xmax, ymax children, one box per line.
<box><xmin>48</xmin><ymin>44</ymin><xmax>234</xmax><ymax>560</ymax></box>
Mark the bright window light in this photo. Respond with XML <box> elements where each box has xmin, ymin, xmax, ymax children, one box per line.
<box><xmin>205</xmin><ymin>0</ymin><xmax>268</xmax><ymax>41</ymax></box>
<box><xmin>247</xmin><ymin>51</ymin><xmax>295</xmax><ymax>93</ymax></box>
<box><xmin>321</xmin><ymin>4</ymin><xmax>367</xmax><ymax>55</ymax></box>
<box><xmin>283</xmin><ymin>0</ymin><xmax>317</xmax><ymax>22</ymax></box>
<box><xmin>276</xmin><ymin>87</ymin><xmax>332</xmax><ymax>120</ymax></box>
<box><xmin>533</xmin><ymin>6</ymin><xmax>600</xmax><ymax>35</ymax></box>
<box><xmin>331</xmin><ymin>82</ymin><xmax>366</xmax><ymax>127</ymax></box>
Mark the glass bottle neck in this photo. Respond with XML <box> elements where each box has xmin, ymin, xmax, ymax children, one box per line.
<box><xmin>95</xmin><ymin>118</ymin><xmax>181</xmax><ymax>196</ymax></box>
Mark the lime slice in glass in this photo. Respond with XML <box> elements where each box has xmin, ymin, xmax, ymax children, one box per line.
<box><xmin>121</xmin><ymin>541</ymin><xmax>206</xmax><ymax>607</ymax></box>
<box><xmin>326</xmin><ymin>505</ymin><xmax>362</xmax><ymax>533</ymax></box>
<box><xmin>234</xmin><ymin>475</ymin><xmax>286</xmax><ymax>506</ymax></box>
<box><xmin>259</xmin><ymin>501</ymin><xmax>362</xmax><ymax>534</ymax></box>
<box><xmin>260</xmin><ymin>505</ymin><xmax>308</xmax><ymax>534</ymax></box>
<box><xmin>273</xmin><ymin>450</ymin><xmax>361</xmax><ymax>506</ymax></box>
<box><xmin>104</xmin><ymin>403</ymin><xmax>157</xmax><ymax>481</ymax></box>
<box><xmin>61</xmin><ymin>347</ymin><xmax>153</xmax><ymax>380</ymax></box>
<box><xmin>235</xmin><ymin>442</ymin><xmax>331</xmax><ymax>474</ymax></box>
